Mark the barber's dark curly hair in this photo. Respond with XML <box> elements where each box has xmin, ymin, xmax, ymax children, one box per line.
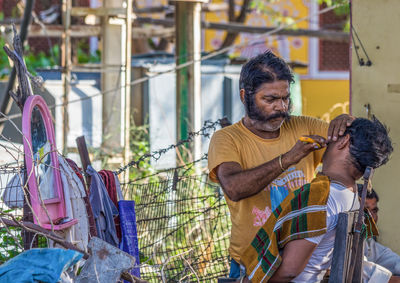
<box><xmin>239</xmin><ymin>51</ymin><xmax>294</xmax><ymax>118</ymax></box>
<box><xmin>239</xmin><ymin>51</ymin><xmax>294</xmax><ymax>95</ymax></box>
<box><xmin>346</xmin><ymin>117</ymin><xmax>393</xmax><ymax>173</ymax></box>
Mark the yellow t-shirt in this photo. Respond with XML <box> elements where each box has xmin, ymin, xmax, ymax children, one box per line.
<box><xmin>208</xmin><ymin>116</ymin><xmax>329</xmax><ymax>263</ymax></box>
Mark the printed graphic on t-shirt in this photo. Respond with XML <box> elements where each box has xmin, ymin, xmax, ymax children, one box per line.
<box><xmin>252</xmin><ymin>167</ymin><xmax>307</xmax><ymax>227</ymax></box>
<box><xmin>252</xmin><ymin>206</ymin><xmax>272</xmax><ymax>227</ymax></box>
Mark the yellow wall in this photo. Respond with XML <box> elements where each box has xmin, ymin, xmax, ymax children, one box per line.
<box><xmin>204</xmin><ymin>0</ymin><xmax>310</xmax><ymax>75</ymax></box>
<box><xmin>352</xmin><ymin>0</ymin><xmax>400</xmax><ymax>254</ymax></box>
<box><xmin>301</xmin><ymin>80</ymin><xmax>349</xmax><ymax>121</ymax></box>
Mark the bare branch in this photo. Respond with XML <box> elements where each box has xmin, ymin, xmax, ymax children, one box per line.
<box><xmin>228</xmin><ymin>0</ymin><xmax>235</xmax><ymax>22</ymax></box>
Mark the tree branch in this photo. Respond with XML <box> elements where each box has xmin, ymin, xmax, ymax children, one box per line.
<box><xmin>136</xmin><ymin>17</ymin><xmax>349</xmax><ymax>42</ymax></box>
<box><xmin>228</xmin><ymin>0</ymin><xmax>235</xmax><ymax>22</ymax></box>
<box><xmin>221</xmin><ymin>0</ymin><xmax>252</xmax><ymax>49</ymax></box>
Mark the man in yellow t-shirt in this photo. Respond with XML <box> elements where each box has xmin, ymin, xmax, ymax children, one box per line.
<box><xmin>207</xmin><ymin>51</ymin><xmax>354</xmax><ymax>278</ymax></box>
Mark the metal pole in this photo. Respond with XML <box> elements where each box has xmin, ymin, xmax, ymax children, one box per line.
<box><xmin>347</xmin><ymin>167</ymin><xmax>374</xmax><ymax>282</ymax></box>
<box><xmin>101</xmin><ymin>0</ymin><xmax>125</xmax><ymax>165</ymax></box>
<box><xmin>0</xmin><ymin>0</ymin><xmax>35</xmax><ymax>134</ymax></box>
<box><xmin>124</xmin><ymin>0</ymin><xmax>133</xmax><ymax>182</ymax></box>
<box><xmin>61</xmin><ymin>0</ymin><xmax>72</xmax><ymax>153</ymax></box>
<box><xmin>173</xmin><ymin>0</ymin><xmax>207</xmax><ymax>164</ymax></box>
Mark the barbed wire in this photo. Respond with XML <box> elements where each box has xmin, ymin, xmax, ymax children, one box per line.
<box><xmin>0</xmin><ymin>103</ymin><xmax>215</xmax><ymax>179</ymax></box>
<box><xmin>126</xmin><ymin>153</ymin><xmax>209</xmax><ymax>184</ymax></box>
<box><xmin>115</xmin><ymin>118</ymin><xmax>223</xmax><ymax>175</ymax></box>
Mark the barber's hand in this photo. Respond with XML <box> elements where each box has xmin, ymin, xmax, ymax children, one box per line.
<box><xmin>327</xmin><ymin>114</ymin><xmax>355</xmax><ymax>142</ymax></box>
<box><xmin>285</xmin><ymin>135</ymin><xmax>327</xmax><ymax>166</ymax></box>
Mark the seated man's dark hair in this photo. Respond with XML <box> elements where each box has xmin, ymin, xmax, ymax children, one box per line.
<box><xmin>239</xmin><ymin>51</ymin><xmax>294</xmax><ymax>95</ymax></box>
<box><xmin>345</xmin><ymin>117</ymin><xmax>393</xmax><ymax>174</ymax></box>
<box><xmin>357</xmin><ymin>185</ymin><xmax>380</xmax><ymax>201</ymax></box>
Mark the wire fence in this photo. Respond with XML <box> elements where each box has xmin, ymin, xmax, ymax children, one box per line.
<box><xmin>0</xmin><ymin>164</ymin><xmax>48</xmax><ymax>263</ymax></box>
<box><xmin>116</xmin><ymin>118</ymin><xmax>231</xmax><ymax>281</ymax></box>
<box><xmin>0</xmin><ymin>165</ymin><xmax>24</xmax><ymax>263</ymax></box>
<box><xmin>124</xmin><ymin>166</ymin><xmax>231</xmax><ymax>282</ymax></box>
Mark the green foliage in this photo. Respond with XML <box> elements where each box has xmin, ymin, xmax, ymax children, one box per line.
<box><xmin>0</xmin><ymin>13</ymin><xmax>59</xmax><ymax>78</ymax></box>
<box><xmin>91</xmin><ymin>122</ymin><xmax>155</xmax><ymax>183</ymax></box>
<box><xmin>0</xmin><ymin>225</ymin><xmax>23</xmax><ymax>264</ymax></box>
<box><xmin>318</xmin><ymin>0</ymin><xmax>348</xmax><ymax>6</ymax></box>
<box><xmin>320</xmin><ymin>0</ymin><xmax>350</xmax><ymax>31</ymax></box>
<box><xmin>24</xmin><ymin>45</ymin><xmax>60</xmax><ymax>76</ymax></box>
<box><xmin>250</xmin><ymin>0</ymin><xmax>289</xmax><ymax>26</ymax></box>
<box><xmin>76</xmin><ymin>40</ymin><xmax>101</xmax><ymax>64</ymax></box>
<box><xmin>128</xmin><ymin>123</ymin><xmax>154</xmax><ymax>180</ymax></box>
<box><xmin>0</xmin><ymin>37</ymin><xmax>11</xmax><ymax>79</ymax></box>
<box><xmin>318</xmin><ymin>0</ymin><xmax>350</xmax><ymax>16</ymax></box>
<box><xmin>0</xmin><ymin>209</ymin><xmax>22</xmax><ymax>263</ymax></box>
<box><xmin>0</xmin><ymin>224</ymin><xmax>48</xmax><ymax>264</ymax></box>
<box><xmin>0</xmin><ymin>207</ymin><xmax>48</xmax><ymax>264</ymax></box>
<box><xmin>0</xmin><ymin>13</ymin><xmax>10</xmax><ymax>79</ymax></box>
<box><xmin>0</xmin><ymin>37</ymin><xmax>101</xmax><ymax>79</ymax></box>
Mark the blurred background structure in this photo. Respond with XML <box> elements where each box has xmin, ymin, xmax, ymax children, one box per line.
<box><xmin>0</xmin><ymin>0</ymin><xmax>351</xmax><ymax>161</ymax></box>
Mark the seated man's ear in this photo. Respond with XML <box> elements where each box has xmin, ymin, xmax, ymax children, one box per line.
<box><xmin>336</xmin><ymin>134</ymin><xmax>351</xmax><ymax>150</ymax></box>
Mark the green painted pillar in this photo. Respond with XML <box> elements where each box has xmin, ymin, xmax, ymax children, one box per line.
<box><xmin>173</xmin><ymin>0</ymin><xmax>208</xmax><ymax>163</ymax></box>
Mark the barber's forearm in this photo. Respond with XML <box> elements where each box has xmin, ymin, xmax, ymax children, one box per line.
<box><xmin>219</xmin><ymin>153</ymin><xmax>296</xmax><ymax>201</ymax></box>
<box><xmin>217</xmin><ymin>138</ymin><xmax>319</xmax><ymax>202</ymax></box>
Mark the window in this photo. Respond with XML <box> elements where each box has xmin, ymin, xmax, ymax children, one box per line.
<box><xmin>307</xmin><ymin>2</ymin><xmax>349</xmax><ymax>79</ymax></box>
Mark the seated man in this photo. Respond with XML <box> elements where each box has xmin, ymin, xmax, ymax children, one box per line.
<box><xmin>359</xmin><ymin>185</ymin><xmax>400</xmax><ymax>276</ymax></box>
<box><xmin>240</xmin><ymin>117</ymin><xmax>399</xmax><ymax>282</ymax></box>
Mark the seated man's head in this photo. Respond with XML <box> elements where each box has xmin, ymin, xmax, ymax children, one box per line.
<box><xmin>239</xmin><ymin>51</ymin><xmax>294</xmax><ymax>132</ymax></box>
<box><xmin>357</xmin><ymin>184</ymin><xmax>380</xmax><ymax>223</ymax></box>
<box><xmin>322</xmin><ymin>117</ymin><xmax>393</xmax><ymax>182</ymax></box>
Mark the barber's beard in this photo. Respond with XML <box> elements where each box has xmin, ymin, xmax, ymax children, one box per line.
<box><xmin>245</xmin><ymin>97</ymin><xmax>291</xmax><ymax>132</ymax></box>
<box><xmin>260</xmin><ymin>119</ymin><xmax>286</xmax><ymax>132</ymax></box>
